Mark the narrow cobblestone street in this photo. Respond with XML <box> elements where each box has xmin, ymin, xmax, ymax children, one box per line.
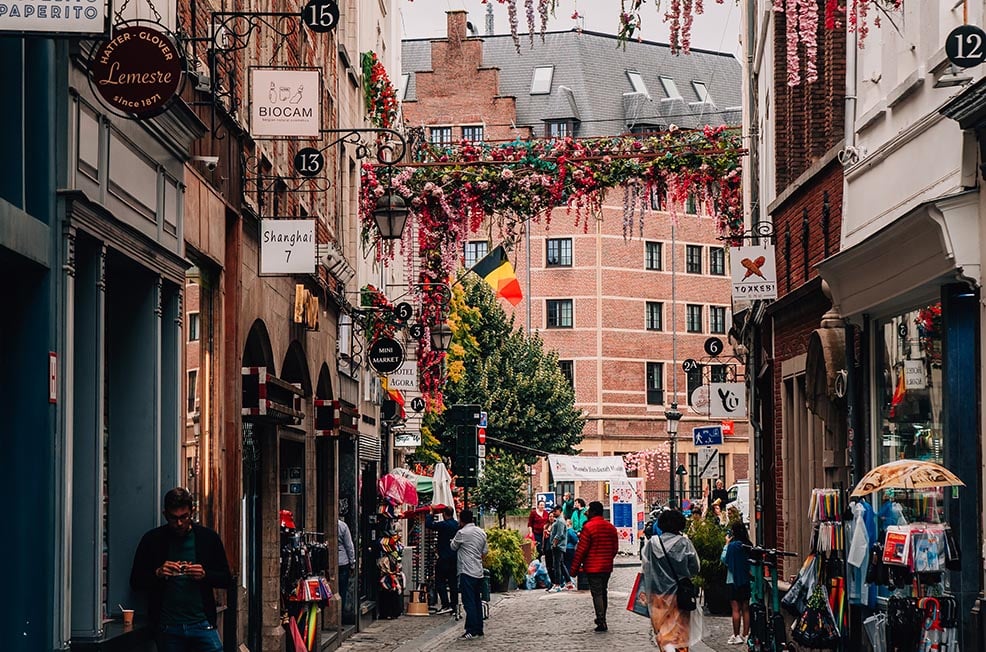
<box><xmin>337</xmin><ymin>563</ymin><xmax>738</xmax><ymax>652</ymax></box>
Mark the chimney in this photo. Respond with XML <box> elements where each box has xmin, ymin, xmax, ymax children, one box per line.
<box><xmin>447</xmin><ymin>10</ymin><xmax>467</xmax><ymax>45</ymax></box>
<box><xmin>485</xmin><ymin>3</ymin><xmax>494</xmax><ymax>36</ymax></box>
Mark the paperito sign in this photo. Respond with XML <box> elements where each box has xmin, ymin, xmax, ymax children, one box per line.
<box><xmin>0</xmin><ymin>0</ymin><xmax>107</xmax><ymax>35</ymax></box>
<box><xmin>251</xmin><ymin>68</ymin><xmax>321</xmax><ymax>137</ymax></box>
<box><xmin>730</xmin><ymin>245</ymin><xmax>778</xmax><ymax>301</ymax></box>
<box><xmin>259</xmin><ymin>219</ymin><xmax>316</xmax><ymax>275</ymax></box>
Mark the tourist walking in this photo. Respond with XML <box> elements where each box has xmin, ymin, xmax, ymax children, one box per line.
<box><xmin>642</xmin><ymin>509</ymin><xmax>701</xmax><ymax>651</ymax></box>
<box><xmin>450</xmin><ymin>509</ymin><xmax>488</xmax><ymax>640</ymax></box>
<box><xmin>721</xmin><ymin>521</ymin><xmax>752</xmax><ymax>645</ymax></box>
<box><xmin>571</xmin><ymin>498</ymin><xmax>588</xmax><ymax>533</ymax></box>
<box><xmin>570</xmin><ymin>501</ymin><xmax>619</xmax><ymax>632</ymax></box>
<box><xmin>527</xmin><ymin>499</ymin><xmax>550</xmax><ymax>557</ymax></box>
<box><xmin>337</xmin><ymin>516</ymin><xmax>356</xmax><ymax>620</ymax></box>
<box><xmin>426</xmin><ymin>506</ymin><xmax>459</xmax><ymax>615</ymax></box>
<box><xmin>548</xmin><ymin>505</ymin><xmax>573</xmax><ymax>591</ymax></box>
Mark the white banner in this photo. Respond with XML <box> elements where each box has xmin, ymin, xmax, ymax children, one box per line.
<box><xmin>0</xmin><ymin>1</ymin><xmax>106</xmax><ymax>34</ymax></box>
<box><xmin>709</xmin><ymin>382</ymin><xmax>748</xmax><ymax>419</ymax></box>
<box><xmin>260</xmin><ymin>219</ymin><xmax>316</xmax><ymax>275</ymax></box>
<box><xmin>548</xmin><ymin>455</ymin><xmax>629</xmax><ymax>482</ymax></box>
<box><xmin>730</xmin><ymin>245</ymin><xmax>778</xmax><ymax>301</ymax></box>
<box><xmin>250</xmin><ymin>68</ymin><xmax>321</xmax><ymax>137</ymax></box>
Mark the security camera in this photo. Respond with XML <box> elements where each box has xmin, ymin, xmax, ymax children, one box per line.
<box><xmin>193</xmin><ymin>155</ymin><xmax>219</xmax><ymax>171</ymax></box>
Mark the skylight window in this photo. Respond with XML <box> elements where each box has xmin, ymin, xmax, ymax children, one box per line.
<box><xmin>692</xmin><ymin>81</ymin><xmax>712</xmax><ymax>103</ymax></box>
<box><xmin>627</xmin><ymin>70</ymin><xmax>649</xmax><ymax>97</ymax></box>
<box><xmin>659</xmin><ymin>76</ymin><xmax>681</xmax><ymax>99</ymax></box>
<box><xmin>530</xmin><ymin>66</ymin><xmax>554</xmax><ymax>94</ymax></box>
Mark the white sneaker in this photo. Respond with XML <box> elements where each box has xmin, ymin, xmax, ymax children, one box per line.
<box><xmin>727</xmin><ymin>635</ymin><xmax>741</xmax><ymax>644</ymax></box>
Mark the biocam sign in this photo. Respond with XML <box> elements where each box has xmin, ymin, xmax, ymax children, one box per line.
<box><xmin>0</xmin><ymin>0</ymin><xmax>107</xmax><ymax>35</ymax></box>
<box><xmin>250</xmin><ymin>68</ymin><xmax>321</xmax><ymax>138</ymax></box>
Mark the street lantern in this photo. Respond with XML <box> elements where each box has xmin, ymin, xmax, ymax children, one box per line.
<box><xmin>372</xmin><ymin>191</ymin><xmax>409</xmax><ymax>240</ymax></box>
<box><xmin>430</xmin><ymin>322</ymin><xmax>453</xmax><ymax>352</ymax></box>
<box><xmin>666</xmin><ymin>403</ymin><xmax>683</xmax><ymax>507</ymax></box>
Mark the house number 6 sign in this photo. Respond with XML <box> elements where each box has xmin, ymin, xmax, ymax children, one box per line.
<box><xmin>301</xmin><ymin>0</ymin><xmax>340</xmax><ymax>33</ymax></box>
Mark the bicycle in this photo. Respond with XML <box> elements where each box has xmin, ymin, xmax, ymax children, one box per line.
<box><xmin>745</xmin><ymin>544</ymin><xmax>799</xmax><ymax>652</ymax></box>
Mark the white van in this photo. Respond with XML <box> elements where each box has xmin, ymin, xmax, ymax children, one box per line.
<box><xmin>726</xmin><ymin>480</ymin><xmax>750</xmax><ymax>524</ymax></box>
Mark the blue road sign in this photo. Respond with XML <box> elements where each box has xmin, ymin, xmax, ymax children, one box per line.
<box><xmin>479</xmin><ymin>410</ymin><xmax>488</xmax><ymax>427</ymax></box>
<box><xmin>693</xmin><ymin>426</ymin><xmax>724</xmax><ymax>447</ymax></box>
<box><xmin>536</xmin><ymin>492</ymin><xmax>556</xmax><ymax>509</ymax></box>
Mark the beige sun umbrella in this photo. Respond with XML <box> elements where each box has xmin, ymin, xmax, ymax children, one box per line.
<box><xmin>851</xmin><ymin>459</ymin><xmax>965</xmax><ymax>497</ymax></box>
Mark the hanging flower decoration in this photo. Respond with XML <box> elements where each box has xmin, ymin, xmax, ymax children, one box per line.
<box><xmin>359</xmin><ymin>284</ymin><xmax>404</xmax><ymax>342</ymax></box>
<box><xmin>361</xmin><ymin>51</ymin><xmax>399</xmax><ymax>129</ymax></box>
<box><xmin>624</xmin><ymin>445</ymin><xmax>671</xmax><ymax>479</ymax></box>
<box><xmin>777</xmin><ymin>0</ymin><xmax>901</xmax><ymax>86</ymax></box>
<box><xmin>360</xmin><ymin>127</ymin><xmax>744</xmax><ymax>410</ymax></box>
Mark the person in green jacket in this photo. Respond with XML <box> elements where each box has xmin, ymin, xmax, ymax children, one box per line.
<box><xmin>571</xmin><ymin>498</ymin><xmax>588</xmax><ymax>533</ymax></box>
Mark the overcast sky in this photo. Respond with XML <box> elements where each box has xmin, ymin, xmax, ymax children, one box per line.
<box><xmin>398</xmin><ymin>0</ymin><xmax>742</xmax><ymax>58</ymax></box>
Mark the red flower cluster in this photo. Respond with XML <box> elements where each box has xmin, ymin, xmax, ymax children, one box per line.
<box><xmin>361</xmin><ymin>51</ymin><xmax>399</xmax><ymax>129</ymax></box>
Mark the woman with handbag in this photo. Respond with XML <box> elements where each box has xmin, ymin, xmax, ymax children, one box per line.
<box><xmin>642</xmin><ymin>509</ymin><xmax>701</xmax><ymax>651</ymax></box>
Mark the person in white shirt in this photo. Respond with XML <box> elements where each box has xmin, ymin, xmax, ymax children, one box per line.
<box><xmin>338</xmin><ymin>518</ymin><xmax>356</xmax><ymax>621</ymax></box>
<box><xmin>450</xmin><ymin>509</ymin><xmax>488</xmax><ymax>639</ymax></box>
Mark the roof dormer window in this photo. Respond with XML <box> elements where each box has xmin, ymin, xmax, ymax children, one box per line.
<box><xmin>692</xmin><ymin>81</ymin><xmax>712</xmax><ymax>103</ymax></box>
<box><xmin>659</xmin><ymin>76</ymin><xmax>681</xmax><ymax>99</ymax></box>
<box><xmin>626</xmin><ymin>70</ymin><xmax>649</xmax><ymax>97</ymax></box>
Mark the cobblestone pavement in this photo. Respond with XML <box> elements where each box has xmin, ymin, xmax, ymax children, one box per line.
<box><xmin>336</xmin><ymin>562</ymin><xmax>741</xmax><ymax>652</ymax></box>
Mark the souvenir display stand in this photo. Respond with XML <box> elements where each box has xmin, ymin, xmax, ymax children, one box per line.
<box><xmin>280</xmin><ymin>527</ymin><xmax>334</xmax><ymax>652</ymax></box>
<box><xmin>784</xmin><ymin>488</ymin><xmax>848</xmax><ymax>651</ymax></box>
<box><xmin>402</xmin><ymin>505</ymin><xmax>440</xmax><ymax>616</ymax></box>
<box><xmin>864</xmin><ymin>489</ymin><xmax>961</xmax><ymax>652</ymax></box>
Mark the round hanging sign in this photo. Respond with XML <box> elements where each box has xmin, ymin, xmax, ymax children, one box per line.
<box><xmin>946</xmin><ymin>24</ymin><xmax>986</xmax><ymax>68</ymax></box>
<box><xmin>90</xmin><ymin>24</ymin><xmax>184</xmax><ymax>119</ymax></box>
<box><xmin>368</xmin><ymin>336</ymin><xmax>405</xmax><ymax>374</ymax></box>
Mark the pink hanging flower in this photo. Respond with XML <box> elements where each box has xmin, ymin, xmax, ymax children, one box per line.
<box><xmin>785</xmin><ymin>0</ymin><xmax>801</xmax><ymax>86</ymax></box>
<box><xmin>799</xmin><ymin>0</ymin><xmax>819</xmax><ymax>84</ymax></box>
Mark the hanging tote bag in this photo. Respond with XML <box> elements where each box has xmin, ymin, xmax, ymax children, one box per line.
<box><xmin>658</xmin><ymin>534</ymin><xmax>697</xmax><ymax>612</ymax></box>
<box><xmin>626</xmin><ymin>572</ymin><xmax>650</xmax><ymax>617</ymax></box>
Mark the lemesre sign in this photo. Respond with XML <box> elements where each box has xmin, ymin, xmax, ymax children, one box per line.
<box><xmin>90</xmin><ymin>25</ymin><xmax>184</xmax><ymax>119</ymax></box>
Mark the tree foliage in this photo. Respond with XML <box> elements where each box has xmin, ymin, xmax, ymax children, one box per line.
<box><xmin>475</xmin><ymin>453</ymin><xmax>527</xmax><ymax>528</ymax></box>
<box><xmin>418</xmin><ymin>275</ymin><xmax>585</xmax><ymax>465</ymax></box>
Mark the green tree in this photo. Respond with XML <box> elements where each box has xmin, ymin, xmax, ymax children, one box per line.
<box><xmin>475</xmin><ymin>453</ymin><xmax>527</xmax><ymax>528</ymax></box>
<box><xmin>419</xmin><ymin>275</ymin><xmax>584</xmax><ymax>463</ymax></box>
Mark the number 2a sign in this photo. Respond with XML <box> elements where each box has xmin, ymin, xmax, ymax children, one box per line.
<box><xmin>260</xmin><ymin>219</ymin><xmax>316</xmax><ymax>275</ymax></box>
<box><xmin>946</xmin><ymin>24</ymin><xmax>986</xmax><ymax>68</ymax></box>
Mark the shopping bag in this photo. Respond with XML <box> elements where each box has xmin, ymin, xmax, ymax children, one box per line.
<box><xmin>791</xmin><ymin>584</ymin><xmax>841</xmax><ymax>649</ymax></box>
<box><xmin>625</xmin><ymin>572</ymin><xmax>650</xmax><ymax>618</ymax></box>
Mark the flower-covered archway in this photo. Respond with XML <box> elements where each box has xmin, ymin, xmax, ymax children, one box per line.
<box><xmin>360</xmin><ymin>126</ymin><xmax>743</xmax><ymax>410</ymax></box>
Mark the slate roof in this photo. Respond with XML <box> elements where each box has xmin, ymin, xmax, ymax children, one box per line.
<box><xmin>401</xmin><ymin>29</ymin><xmax>742</xmax><ymax>138</ymax></box>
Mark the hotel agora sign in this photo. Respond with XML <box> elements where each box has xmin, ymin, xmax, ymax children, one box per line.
<box><xmin>89</xmin><ymin>23</ymin><xmax>184</xmax><ymax>119</ymax></box>
<box><xmin>0</xmin><ymin>0</ymin><xmax>107</xmax><ymax>35</ymax></box>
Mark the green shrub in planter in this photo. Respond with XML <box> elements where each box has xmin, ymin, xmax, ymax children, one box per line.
<box><xmin>482</xmin><ymin>527</ymin><xmax>526</xmax><ymax>590</ymax></box>
<box><xmin>687</xmin><ymin>515</ymin><xmax>731</xmax><ymax>615</ymax></box>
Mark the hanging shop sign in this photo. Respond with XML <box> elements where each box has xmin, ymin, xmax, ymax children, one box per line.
<box><xmin>945</xmin><ymin>24</ymin><xmax>986</xmax><ymax>68</ymax></box>
<box><xmin>89</xmin><ymin>23</ymin><xmax>185</xmax><ymax>119</ymax></box>
<box><xmin>709</xmin><ymin>382</ymin><xmax>747</xmax><ymax>419</ymax></box>
<box><xmin>394</xmin><ymin>431</ymin><xmax>422</xmax><ymax>448</ymax></box>
<box><xmin>388</xmin><ymin>360</ymin><xmax>419</xmax><ymax>392</ymax></box>
<box><xmin>368</xmin><ymin>336</ymin><xmax>405</xmax><ymax>374</ymax></box>
<box><xmin>904</xmin><ymin>359</ymin><xmax>927</xmax><ymax>389</ymax></box>
<box><xmin>250</xmin><ymin>67</ymin><xmax>321</xmax><ymax>138</ymax></box>
<box><xmin>0</xmin><ymin>0</ymin><xmax>108</xmax><ymax>36</ymax></box>
<box><xmin>260</xmin><ymin>219</ymin><xmax>316</xmax><ymax>275</ymax></box>
<box><xmin>729</xmin><ymin>244</ymin><xmax>778</xmax><ymax>301</ymax></box>
<box><xmin>293</xmin><ymin>284</ymin><xmax>319</xmax><ymax>330</ymax></box>
<box><xmin>301</xmin><ymin>0</ymin><xmax>339</xmax><ymax>33</ymax></box>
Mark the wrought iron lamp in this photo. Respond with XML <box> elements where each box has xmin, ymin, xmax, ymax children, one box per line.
<box><xmin>430</xmin><ymin>322</ymin><xmax>453</xmax><ymax>352</ymax></box>
<box><xmin>372</xmin><ymin>191</ymin><xmax>409</xmax><ymax>240</ymax></box>
<box><xmin>666</xmin><ymin>403</ymin><xmax>683</xmax><ymax>507</ymax></box>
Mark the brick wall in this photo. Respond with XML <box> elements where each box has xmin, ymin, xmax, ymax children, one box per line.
<box><xmin>773</xmin><ymin>2</ymin><xmax>846</xmax><ymax>188</ymax></box>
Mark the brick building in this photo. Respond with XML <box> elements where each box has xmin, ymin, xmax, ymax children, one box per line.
<box><xmin>403</xmin><ymin>11</ymin><xmax>749</xmax><ymax>510</ymax></box>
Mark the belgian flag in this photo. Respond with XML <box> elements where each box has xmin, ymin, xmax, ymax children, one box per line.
<box><xmin>470</xmin><ymin>245</ymin><xmax>523</xmax><ymax>306</ymax></box>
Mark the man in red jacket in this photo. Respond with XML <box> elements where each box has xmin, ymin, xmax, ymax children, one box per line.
<box><xmin>571</xmin><ymin>500</ymin><xmax>619</xmax><ymax>632</ymax></box>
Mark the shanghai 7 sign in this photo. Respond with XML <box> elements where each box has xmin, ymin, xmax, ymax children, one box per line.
<box><xmin>250</xmin><ymin>68</ymin><xmax>321</xmax><ymax>137</ymax></box>
<box><xmin>730</xmin><ymin>245</ymin><xmax>777</xmax><ymax>301</ymax></box>
<box><xmin>259</xmin><ymin>219</ymin><xmax>316</xmax><ymax>275</ymax></box>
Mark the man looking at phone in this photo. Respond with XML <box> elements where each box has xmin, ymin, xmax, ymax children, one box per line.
<box><xmin>131</xmin><ymin>487</ymin><xmax>232</xmax><ymax>651</ymax></box>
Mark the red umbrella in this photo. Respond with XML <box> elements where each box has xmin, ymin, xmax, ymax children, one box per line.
<box><xmin>377</xmin><ymin>472</ymin><xmax>419</xmax><ymax>506</ymax></box>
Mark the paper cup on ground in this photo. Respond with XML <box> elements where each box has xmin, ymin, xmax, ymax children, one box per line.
<box><xmin>122</xmin><ymin>609</ymin><xmax>134</xmax><ymax>626</ymax></box>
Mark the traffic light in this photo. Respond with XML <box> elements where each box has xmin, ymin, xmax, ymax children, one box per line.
<box><xmin>477</xmin><ymin>425</ymin><xmax>486</xmax><ymax>445</ymax></box>
<box><xmin>453</xmin><ymin>425</ymin><xmax>479</xmax><ymax>484</ymax></box>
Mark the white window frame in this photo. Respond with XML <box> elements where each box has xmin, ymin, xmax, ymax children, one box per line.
<box><xmin>627</xmin><ymin>70</ymin><xmax>650</xmax><ymax>97</ymax></box>
<box><xmin>531</xmin><ymin>65</ymin><xmax>554</xmax><ymax>94</ymax></box>
<box><xmin>659</xmin><ymin>76</ymin><xmax>681</xmax><ymax>99</ymax></box>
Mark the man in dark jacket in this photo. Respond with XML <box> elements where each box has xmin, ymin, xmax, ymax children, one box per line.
<box><xmin>425</xmin><ymin>505</ymin><xmax>459</xmax><ymax>615</ymax></box>
<box><xmin>571</xmin><ymin>501</ymin><xmax>619</xmax><ymax>632</ymax></box>
<box><xmin>130</xmin><ymin>487</ymin><xmax>232</xmax><ymax>651</ymax></box>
